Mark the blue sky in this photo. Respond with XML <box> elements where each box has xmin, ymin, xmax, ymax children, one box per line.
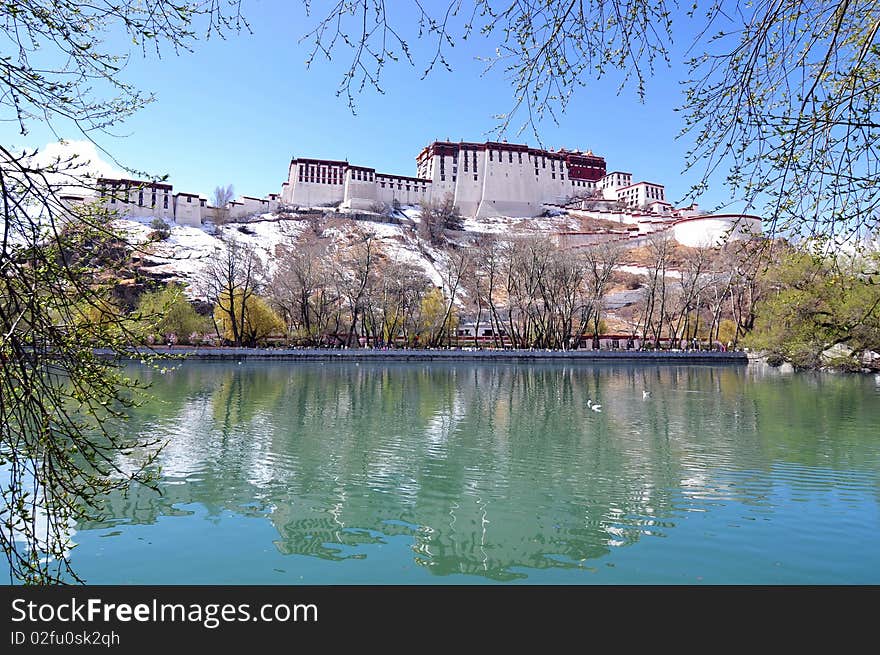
<box><xmin>4</xmin><ymin>2</ymin><xmax>741</xmax><ymax>210</ymax></box>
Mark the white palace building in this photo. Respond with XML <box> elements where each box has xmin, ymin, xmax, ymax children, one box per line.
<box><xmin>65</xmin><ymin>138</ymin><xmax>762</xmax><ymax>248</ymax></box>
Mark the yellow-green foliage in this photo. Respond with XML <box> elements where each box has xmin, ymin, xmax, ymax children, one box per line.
<box><xmin>716</xmin><ymin>319</ymin><xmax>738</xmax><ymax>345</ymax></box>
<box><xmin>746</xmin><ymin>249</ymin><xmax>880</xmax><ymax>368</ymax></box>
<box><xmin>136</xmin><ymin>285</ymin><xmax>210</xmax><ymax>343</ymax></box>
<box><xmin>415</xmin><ymin>287</ymin><xmax>457</xmax><ymax>344</ymax></box>
<box><xmin>214</xmin><ymin>291</ymin><xmax>285</xmax><ymax>345</ymax></box>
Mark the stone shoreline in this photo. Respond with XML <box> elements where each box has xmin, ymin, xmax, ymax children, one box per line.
<box><xmin>99</xmin><ymin>347</ymin><xmax>750</xmax><ymax>363</ymax></box>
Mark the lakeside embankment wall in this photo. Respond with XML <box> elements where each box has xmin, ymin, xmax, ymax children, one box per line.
<box><xmin>98</xmin><ymin>347</ymin><xmax>749</xmax><ymax>363</ymax></box>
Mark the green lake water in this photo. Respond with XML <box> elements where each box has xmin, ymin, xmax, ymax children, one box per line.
<box><xmin>68</xmin><ymin>361</ymin><xmax>880</xmax><ymax>584</ymax></box>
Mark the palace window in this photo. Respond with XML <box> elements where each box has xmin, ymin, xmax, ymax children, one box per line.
<box><xmin>163</xmin><ymin>194</ymin><xmax>168</xmax><ymax>209</ymax></box>
<box><xmin>489</xmin><ymin>150</ymin><xmax>493</xmax><ymax>161</ymax></box>
<box><xmin>151</xmin><ymin>192</ymin><xmax>156</xmax><ymax>207</ymax></box>
<box><xmin>508</xmin><ymin>151</ymin><xmax>512</xmax><ymax>163</ymax></box>
<box><xmin>138</xmin><ymin>190</ymin><xmax>143</xmax><ymax>205</ymax></box>
<box><xmin>186</xmin><ymin>196</ymin><xmax>191</xmax><ymax>203</ymax></box>
<box><xmin>518</xmin><ymin>152</ymin><xmax>522</xmax><ymax>164</ymax></box>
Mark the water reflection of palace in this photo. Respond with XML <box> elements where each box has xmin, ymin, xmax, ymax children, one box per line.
<box><xmin>82</xmin><ymin>362</ymin><xmax>879</xmax><ymax>581</ymax></box>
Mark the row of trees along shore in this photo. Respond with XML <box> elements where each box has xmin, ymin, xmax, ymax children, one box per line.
<box><xmin>127</xmin><ymin>217</ymin><xmax>879</xmax><ymax>364</ymax></box>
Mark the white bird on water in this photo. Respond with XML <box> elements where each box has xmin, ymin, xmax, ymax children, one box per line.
<box><xmin>587</xmin><ymin>399</ymin><xmax>602</xmax><ymax>413</ymax></box>
<box><xmin>643</xmin><ymin>390</ymin><xmax>652</xmax><ymax>399</ymax></box>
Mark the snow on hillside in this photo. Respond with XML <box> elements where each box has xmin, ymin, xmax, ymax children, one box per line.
<box><xmin>114</xmin><ymin>208</ymin><xmax>457</xmax><ymax>294</ymax></box>
<box><xmin>462</xmin><ymin>213</ymin><xmax>583</xmax><ymax>234</ymax></box>
<box><xmin>113</xmin><ymin>205</ymin><xmax>609</xmax><ymax>301</ymax></box>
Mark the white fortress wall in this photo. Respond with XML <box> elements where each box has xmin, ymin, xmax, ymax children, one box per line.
<box><xmin>173</xmin><ymin>192</ymin><xmax>203</xmax><ymax>227</ymax></box>
<box><xmin>672</xmin><ymin>215</ymin><xmax>763</xmax><ymax>247</ymax></box>
<box><xmin>415</xmin><ymin>140</ymin><xmax>607</xmax><ymax>217</ymax></box>
<box><xmin>342</xmin><ymin>166</ymin><xmax>378</xmax><ymax>210</ymax></box>
<box><xmin>477</xmin><ymin>145</ymin><xmax>541</xmax><ymax>218</ymax></box>
<box><xmin>419</xmin><ymin>149</ymin><xmax>457</xmax><ymax>208</ymax></box>
<box><xmin>98</xmin><ymin>179</ymin><xmax>175</xmax><ymax>222</ymax></box>
<box><xmin>543</xmin><ymin>150</ymin><xmax>572</xmax><ymax>204</ymax></box>
<box><xmin>600</xmin><ymin>171</ymin><xmax>633</xmax><ymax>200</ymax></box>
<box><xmin>84</xmin><ymin>138</ymin><xmax>762</xmax><ymax>249</ymax></box>
<box><xmin>648</xmin><ymin>200</ymin><xmax>673</xmax><ymax>215</ymax></box>
<box><xmin>450</xmin><ymin>144</ymin><xmax>484</xmax><ymax>217</ymax></box>
<box><xmin>637</xmin><ymin>218</ymin><xmax>674</xmax><ymax>235</ymax></box>
<box><xmin>376</xmin><ymin>174</ymin><xmax>431</xmax><ymax>206</ymax></box>
<box><xmin>618</xmin><ymin>181</ymin><xmax>666</xmax><ymax>209</ymax></box>
<box><xmin>566</xmin><ymin>208</ymin><xmax>641</xmax><ymax>225</ymax></box>
<box><xmin>288</xmin><ymin>159</ymin><xmax>347</xmax><ymax>208</ymax></box>
<box><xmin>569</xmin><ymin>178</ymin><xmax>597</xmax><ymax>195</ymax></box>
<box><xmin>555</xmin><ymin>231</ymin><xmax>631</xmax><ymax>248</ymax></box>
<box><xmin>235</xmin><ymin>196</ymin><xmax>274</xmax><ymax>217</ymax></box>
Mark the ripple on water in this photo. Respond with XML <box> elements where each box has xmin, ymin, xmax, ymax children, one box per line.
<box><xmin>70</xmin><ymin>361</ymin><xmax>880</xmax><ymax>584</ymax></box>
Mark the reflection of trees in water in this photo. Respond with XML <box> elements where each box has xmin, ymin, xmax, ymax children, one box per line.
<box><xmin>82</xmin><ymin>362</ymin><xmax>880</xmax><ymax>580</ymax></box>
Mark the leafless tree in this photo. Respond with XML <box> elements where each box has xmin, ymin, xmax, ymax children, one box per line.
<box><xmin>419</xmin><ymin>194</ymin><xmax>463</xmax><ymax>244</ymax></box>
<box><xmin>581</xmin><ymin>241</ymin><xmax>622</xmax><ymax>348</ymax></box>
<box><xmin>430</xmin><ymin>248</ymin><xmax>470</xmax><ymax>347</ymax></box>
<box><xmin>269</xmin><ymin>242</ymin><xmax>336</xmax><ymax>343</ymax></box>
<box><xmin>724</xmin><ymin>241</ymin><xmax>770</xmax><ymax>346</ymax></box>
<box><xmin>548</xmin><ymin>249</ymin><xmax>590</xmax><ymax>349</ymax></box>
<box><xmin>337</xmin><ymin>229</ymin><xmax>380</xmax><ymax>347</ymax></box>
<box><xmin>200</xmin><ymin>235</ymin><xmax>263</xmax><ymax>346</ymax></box>
<box><xmin>669</xmin><ymin>247</ymin><xmax>713</xmax><ymax>346</ymax></box>
<box><xmin>472</xmin><ymin>236</ymin><xmax>508</xmax><ymax>348</ymax></box>
<box><xmin>639</xmin><ymin>233</ymin><xmax>673</xmax><ymax>348</ymax></box>
<box><xmin>212</xmin><ymin>184</ymin><xmax>235</xmax><ymax>224</ymax></box>
<box><xmin>503</xmin><ymin>237</ymin><xmax>553</xmax><ymax>347</ymax></box>
<box><xmin>368</xmin><ymin>260</ymin><xmax>431</xmax><ymax>346</ymax></box>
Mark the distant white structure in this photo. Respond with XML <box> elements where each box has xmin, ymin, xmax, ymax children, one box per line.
<box><xmin>62</xmin><ymin>178</ymin><xmax>280</xmax><ymax>227</ymax></box>
<box><xmin>670</xmin><ymin>213</ymin><xmax>763</xmax><ymax>247</ymax></box>
<box><xmin>61</xmin><ymin>136</ymin><xmax>762</xmax><ymax>248</ymax></box>
<box><xmin>556</xmin><ymin>201</ymin><xmax>762</xmax><ymax>250</ymax></box>
<box><xmin>281</xmin><ymin>140</ymin><xmax>607</xmax><ymax>218</ymax></box>
<box><xmin>280</xmin><ymin>157</ymin><xmax>431</xmax><ymax>211</ymax></box>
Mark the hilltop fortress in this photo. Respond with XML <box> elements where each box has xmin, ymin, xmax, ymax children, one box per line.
<box><xmin>281</xmin><ymin>141</ymin><xmax>610</xmax><ymax>218</ymax></box>
<box><xmin>64</xmin><ymin>138</ymin><xmax>762</xmax><ymax>248</ymax></box>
